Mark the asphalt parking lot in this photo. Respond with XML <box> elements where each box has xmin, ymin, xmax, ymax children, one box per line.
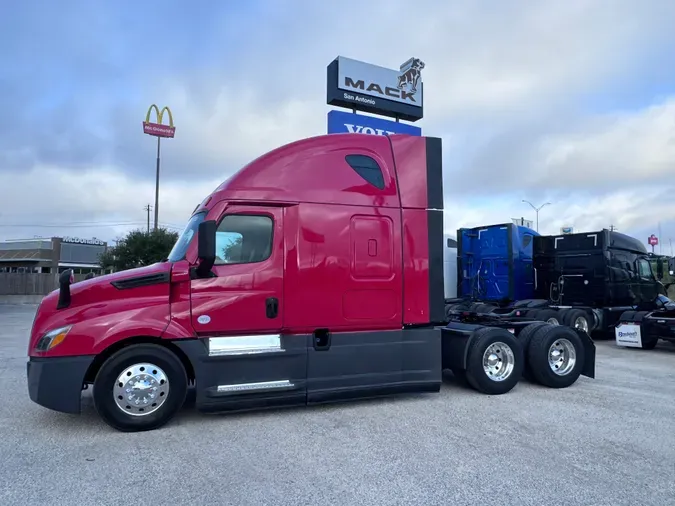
<box><xmin>1</xmin><ymin>304</ymin><xmax>675</xmax><ymax>506</ymax></box>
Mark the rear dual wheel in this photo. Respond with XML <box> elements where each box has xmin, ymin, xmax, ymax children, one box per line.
<box><xmin>464</xmin><ymin>328</ymin><xmax>524</xmax><ymax>395</ymax></box>
<box><xmin>525</xmin><ymin>324</ymin><xmax>585</xmax><ymax>388</ymax></box>
<box><xmin>462</xmin><ymin>323</ymin><xmax>586</xmax><ymax>393</ymax></box>
<box><xmin>529</xmin><ymin>309</ymin><xmax>562</xmax><ymax>325</ymax></box>
<box><xmin>562</xmin><ymin>309</ymin><xmax>592</xmax><ymax>333</ymax></box>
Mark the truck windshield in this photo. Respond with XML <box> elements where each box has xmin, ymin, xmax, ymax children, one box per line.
<box><xmin>166</xmin><ymin>211</ymin><xmax>207</xmax><ymax>262</ymax></box>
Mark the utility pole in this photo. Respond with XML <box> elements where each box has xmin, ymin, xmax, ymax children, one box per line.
<box><xmin>144</xmin><ymin>204</ymin><xmax>152</xmax><ymax>234</ymax></box>
<box><xmin>522</xmin><ymin>200</ymin><xmax>551</xmax><ymax>233</ymax></box>
<box><xmin>609</xmin><ymin>224</ymin><xmax>617</xmax><ymax>231</ymax></box>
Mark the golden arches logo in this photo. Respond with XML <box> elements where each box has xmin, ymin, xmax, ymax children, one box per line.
<box><xmin>142</xmin><ymin>104</ymin><xmax>176</xmax><ymax>138</ymax></box>
<box><xmin>145</xmin><ymin>104</ymin><xmax>174</xmax><ymax>127</ymax></box>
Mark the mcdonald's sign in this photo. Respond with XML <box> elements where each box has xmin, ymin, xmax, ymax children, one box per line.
<box><xmin>142</xmin><ymin>104</ymin><xmax>176</xmax><ymax>138</ymax></box>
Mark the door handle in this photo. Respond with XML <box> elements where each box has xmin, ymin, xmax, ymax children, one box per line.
<box><xmin>313</xmin><ymin>328</ymin><xmax>331</xmax><ymax>351</ymax></box>
<box><xmin>266</xmin><ymin>297</ymin><xmax>279</xmax><ymax>319</ymax></box>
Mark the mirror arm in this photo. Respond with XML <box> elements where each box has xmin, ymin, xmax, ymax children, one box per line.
<box><xmin>195</xmin><ymin>258</ymin><xmax>215</xmax><ymax>278</ymax></box>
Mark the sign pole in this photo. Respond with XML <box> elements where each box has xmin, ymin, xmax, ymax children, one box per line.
<box><xmin>154</xmin><ymin>136</ymin><xmax>161</xmax><ymax>231</ymax></box>
<box><xmin>142</xmin><ymin>104</ymin><xmax>175</xmax><ymax>233</ymax></box>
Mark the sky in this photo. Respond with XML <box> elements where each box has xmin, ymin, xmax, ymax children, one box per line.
<box><xmin>1</xmin><ymin>0</ymin><xmax>675</xmax><ymax>254</ymax></box>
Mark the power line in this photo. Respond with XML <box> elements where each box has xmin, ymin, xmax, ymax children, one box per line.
<box><xmin>0</xmin><ymin>221</ymin><xmax>182</xmax><ymax>230</ymax></box>
<box><xmin>0</xmin><ymin>222</ymin><xmax>147</xmax><ymax>228</ymax></box>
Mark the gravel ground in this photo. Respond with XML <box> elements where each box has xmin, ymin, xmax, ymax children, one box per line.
<box><xmin>1</xmin><ymin>304</ymin><xmax>674</xmax><ymax>506</ymax></box>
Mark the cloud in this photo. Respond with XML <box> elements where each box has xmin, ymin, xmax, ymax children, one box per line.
<box><xmin>455</xmin><ymin>96</ymin><xmax>675</xmax><ymax>194</ymax></box>
<box><xmin>0</xmin><ymin>165</ymin><xmax>220</xmax><ymax>242</ymax></box>
<box><xmin>1</xmin><ymin>0</ymin><xmax>674</xmax><ymax>252</ymax></box>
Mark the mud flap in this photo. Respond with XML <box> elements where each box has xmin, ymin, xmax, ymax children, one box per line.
<box><xmin>574</xmin><ymin>329</ymin><xmax>596</xmax><ymax>378</ymax></box>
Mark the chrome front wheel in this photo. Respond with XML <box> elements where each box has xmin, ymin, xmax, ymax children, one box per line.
<box><xmin>113</xmin><ymin>363</ymin><xmax>170</xmax><ymax>416</ymax></box>
<box><xmin>93</xmin><ymin>344</ymin><xmax>188</xmax><ymax>432</ymax></box>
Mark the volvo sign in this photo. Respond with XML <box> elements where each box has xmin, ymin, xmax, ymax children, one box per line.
<box><xmin>327</xmin><ymin>110</ymin><xmax>421</xmax><ymax>136</ymax></box>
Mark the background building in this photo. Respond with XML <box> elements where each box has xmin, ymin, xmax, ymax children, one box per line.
<box><xmin>0</xmin><ymin>236</ymin><xmax>110</xmax><ymax>275</ymax></box>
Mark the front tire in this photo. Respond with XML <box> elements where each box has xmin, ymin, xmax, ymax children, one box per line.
<box><xmin>93</xmin><ymin>344</ymin><xmax>188</xmax><ymax>432</ymax></box>
<box><xmin>465</xmin><ymin>327</ymin><xmax>524</xmax><ymax>395</ymax></box>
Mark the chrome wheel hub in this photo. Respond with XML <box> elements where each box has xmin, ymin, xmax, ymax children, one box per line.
<box><xmin>482</xmin><ymin>342</ymin><xmax>515</xmax><ymax>382</ymax></box>
<box><xmin>548</xmin><ymin>339</ymin><xmax>577</xmax><ymax>376</ymax></box>
<box><xmin>573</xmin><ymin>316</ymin><xmax>589</xmax><ymax>332</ymax></box>
<box><xmin>113</xmin><ymin>363</ymin><xmax>169</xmax><ymax>416</ymax></box>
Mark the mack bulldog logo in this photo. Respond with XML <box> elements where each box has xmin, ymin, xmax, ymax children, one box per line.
<box><xmin>397</xmin><ymin>58</ymin><xmax>425</xmax><ymax>95</ymax></box>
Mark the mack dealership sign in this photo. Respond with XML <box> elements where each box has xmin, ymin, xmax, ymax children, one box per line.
<box><xmin>327</xmin><ymin>110</ymin><xmax>421</xmax><ymax>136</ymax></box>
<box><xmin>327</xmin><ymin>56</ymin><xmax>424</xmax><ymax>122</ymax></box>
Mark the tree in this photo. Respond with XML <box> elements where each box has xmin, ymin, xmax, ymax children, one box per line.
<box><xmin>99</xmin><ymin>228</ymin><xmax>179</xmax><ymax>272</ymax></box>
<box><xmin>221</xmin><ymin>235</ymin><xmax>242</xmax><ymax>263</ymax></box>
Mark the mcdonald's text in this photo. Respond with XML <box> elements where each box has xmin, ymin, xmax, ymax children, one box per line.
<box><xmin>143</xmin><ymin>122</ymin><xmax>176</xmax><ymax>138</ymax></box>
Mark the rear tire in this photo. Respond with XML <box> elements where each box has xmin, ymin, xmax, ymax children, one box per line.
<box><xmin>641</xmin><ymin>337</ymin><xmax>659</xmax><ymax>350</ymax></box>
<box><xmin>465</xmin><ymin>327</ymin><xmax>524</xmax><ymax>395</ymax></box>
<box><xmin>517</xmin><ymin>322</ymin><xmax>550</xmax><ymax>380</ymax></box>
<box><xmin>532</xmin><ymin>309</ymin><xmax>562</xmax><ymax>325</ymax></box>
<box><xmin>637</xmin><ymin>313</ymin><xmax>658</xmax><ymax>349</ymax></box>
<box><xmin>518</xmin><ymin>322</ymin><xmax>550</xmax><ymax>351</ymax></box>
<box><xmin>527</xmin><ymin>326</ymin><xmax>584</xmax><ymax>388</ymax></box>
<box><xmin>562</xmin><ymin>309</ymin><xmax>591</xmax><ymax>333</ymax></box>
<box><xmin>93</xmin><ymin>344</ymin><xmax>188</xmax><ymax>432</ymax></box>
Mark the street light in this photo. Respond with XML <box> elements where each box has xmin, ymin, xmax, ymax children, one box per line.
<box><xmin>522</xmin><ymin>200</ymin><xmax>551</xmax><ymax>232</ymax></box>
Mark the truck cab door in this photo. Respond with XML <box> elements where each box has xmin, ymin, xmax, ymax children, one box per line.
<box><xmin>189</xmin><ymin>205</ymin><xmax>307</xmax><ymax>412</ymax></box>
<box><xmin>636</xmin><ymin>257</ymin><xmax>659</xmax><ymax>302</ymax></box>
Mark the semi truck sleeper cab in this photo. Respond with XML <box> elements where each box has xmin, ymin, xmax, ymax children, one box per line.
<box><xmin>26</xmin><ymin>133</ymin><xmax>595</xmax><ymax>432</ymax></box>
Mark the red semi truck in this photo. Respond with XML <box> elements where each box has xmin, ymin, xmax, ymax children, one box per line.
<box><xmin>26</xmin><ymin>133</ymin><xmax>595</xmax><ymax>432</ymax></box>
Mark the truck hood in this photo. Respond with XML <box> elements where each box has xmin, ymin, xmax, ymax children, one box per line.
<box><xmin>69</xmin><ymin>262</ymin><xmax>171</xmax><ymax>300</ymax></box>
<box><xmin>30</xmin><ymin>262</ymin><xmax>174</xmax><ymax>357</ymax></box>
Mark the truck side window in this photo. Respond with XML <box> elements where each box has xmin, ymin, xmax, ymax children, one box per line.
<box><xmin>637</xmin><ymin>259</ymin><xmax>653</xmax><ymax>279</ymax></box>
<box><xmin>215</xmin><ymin>214</ymin><xmax>273</xmax><ymax>265</ymax></box>
<box><xmin>345</xmin><ymin>154</ymin><xmax>385</xmax><ymax>190</ymax></box>
<box><xmin>521</xmin><ymin>235</ymin><xmax>533</xmax><ymax>249</ymax></box>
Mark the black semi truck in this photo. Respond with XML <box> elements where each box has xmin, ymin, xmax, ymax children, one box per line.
<box><xmin>446</xmin><ymin>229</ymin><xmax>674</xmax><ymax>343</ymax></box>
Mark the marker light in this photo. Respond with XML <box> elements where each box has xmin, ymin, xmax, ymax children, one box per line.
<box><xmin>35</xmin><ymin>325</ymin><xmax>72</xmax><ymax>352</ymax></box>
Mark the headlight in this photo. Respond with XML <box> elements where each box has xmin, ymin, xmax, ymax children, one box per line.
<box><xmin>35</xmin><ymin>325</ymin><xmax>72</xmax><ymax>352</ymax></box>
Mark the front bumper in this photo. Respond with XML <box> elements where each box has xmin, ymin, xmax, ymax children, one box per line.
<box><xmin>27</xmin><ymin>355</ymin><xmax>95</xmax><ymax>414</ymax></box>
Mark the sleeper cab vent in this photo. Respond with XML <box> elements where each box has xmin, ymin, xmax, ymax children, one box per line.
<box><xmin>111</xmin><ymin>272</ymin><xmax>170</xmax><ymax>290</ymax></box>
